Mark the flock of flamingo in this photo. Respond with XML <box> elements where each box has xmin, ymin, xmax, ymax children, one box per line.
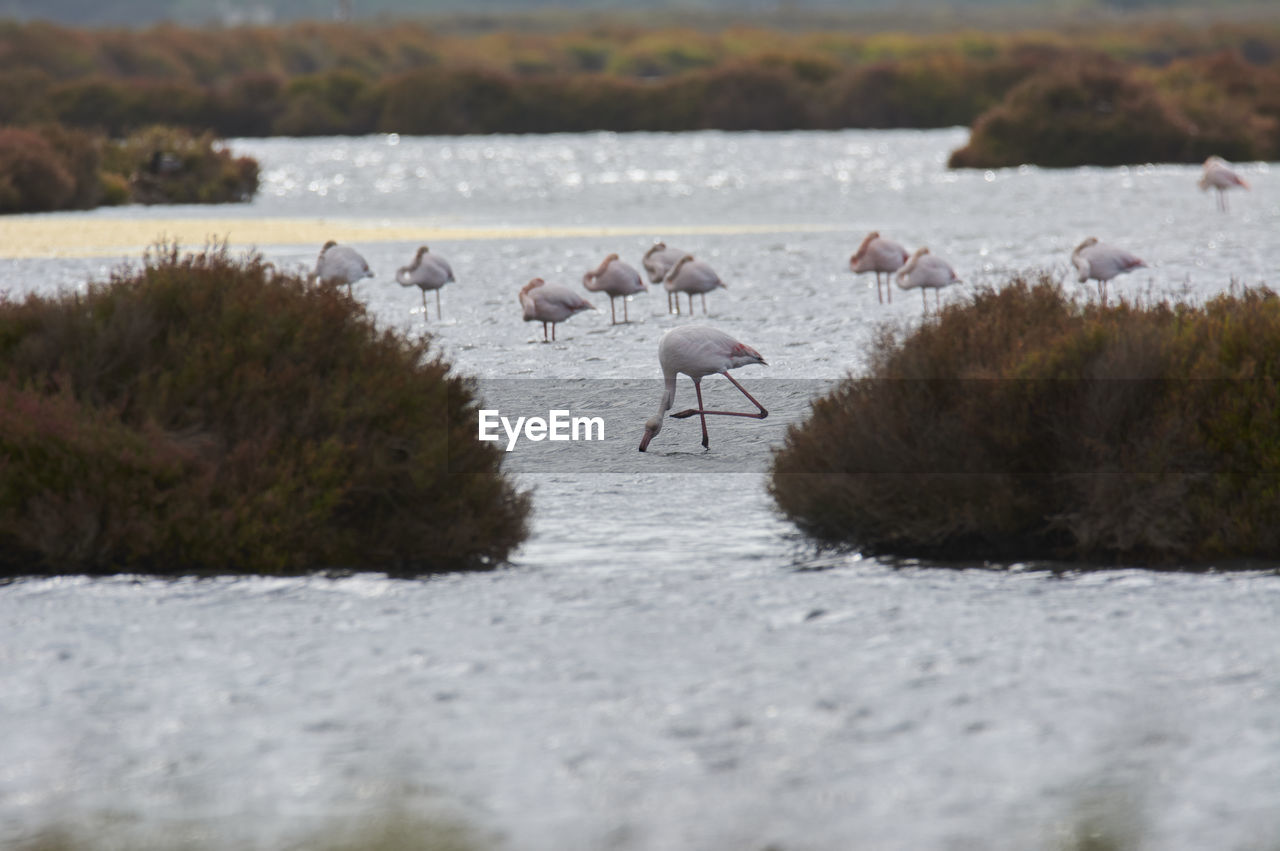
<box><xmin>308</xmin><ymin>155</ymin><xmax>1250</xmax><ymax>452</ymax></box>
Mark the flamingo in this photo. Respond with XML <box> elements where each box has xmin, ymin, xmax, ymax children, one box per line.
<box><xmin>643</xmin><ymin>242</ymin><xmax>689</xmax><ymax>313</ymax></box>
<box><xmin>849</xmin><ymin>231</ymin><xmax>910</xmax><ymax>304</ymax></box>
<box><xmin>638</xmin><ymin>324</ymin><xmax>768</xmax><ymax>452</ymax></box>
<box><xmin>1071</xmin><ymin>237</ymin><xmax>1146</xmax><ymax>307</ymax></box>
<box><xmin>896</xmin><ymin>247</ymin><xmax>960</xmax><ymax>312</ymax></box>
<box><xmin>1199</xmin><ymin>156</ymin><xmax>1249</xmax><ymax>212</ymax></box>
<box><xmin>311</xmin><ymin>240</ymin><xmax>373</xmax><ymax>297</ymax></box>
<box><xmin>583</xmin><ymin>253</ymin><xmax>647</xmax><ymax>324</ymax></box>
<box><xmin>519</xmin><ymin>278</ymin><xmax>596</xmax><ymax>342</ymax></box>
<box><xmin>396</xmin><ymin>245</ymin><xmax>455</xmax><ymax>319</ymax></box>
<box><xmin>664</xmin><ymin>255</ymin><xmax>727</xmax><ymax>316</ymax></box>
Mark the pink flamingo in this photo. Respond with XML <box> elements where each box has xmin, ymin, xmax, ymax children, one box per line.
<box><xmin>849</xmin><ymin>231</ymin><xmax>909</xmax><ymax>304</ymax></box>
<box><xmin>519</xmin><ymin>278</ymin><xmax>596</xmax><ymax>342</ymax></box>
<box><xmin>311</xmin><ymin>240</ymin><xmax>373</xmax><ymax>297</ymax></box>
<box><xmin>1071</xmin><ymin>237</ymin><xmax>1146</xmax><ymax>307</ymax></box>
<box><xmin>396</xmin><ymin>245</ymin><xmax>455</xmax><ymax>319</ymax></box>
<box><xmin>896</xmin><ymin>247</ymin><xmax>960</xmax><ymax>312</ymax></box>
<box><xmin>664</xmin><ymin>255</ymin><xmax>727</xmax><ymax>315</ymax></box>
<box><xmin>1199</xmin><ymin>156</ymin><xmax>1249</xmax><ymax>212</ymax></box>
<box><xmin>638</xmin><ymin>324</ymin><xmax>768</xmax><ymax>452</ymax></box>
<box><xmin>583</xmin><ymin>253</ymin><xmax>647</xmax><ymax>324</ymax></box>
<box><xmin>643</xmin><ymin>242</ymin><xmax>687</xmax><ymax>312</ymax></box>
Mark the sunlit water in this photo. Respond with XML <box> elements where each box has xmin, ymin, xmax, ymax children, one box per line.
<box><xmin>2</xmin><ymin>130</ymin><xmax>1279</xmax><ymax>850</ymax></box>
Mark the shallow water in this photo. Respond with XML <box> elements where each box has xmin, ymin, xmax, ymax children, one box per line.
<box><xmin>2</xmin><ymin>130</ymin><xmax>1280</xmax><ymax>850</ymax></box>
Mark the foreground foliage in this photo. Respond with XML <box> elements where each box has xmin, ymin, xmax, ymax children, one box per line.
<box><xmin>0</xmin><ymin>124</ymin><xmax>258</xmax><ymax>213</ymax></box>
<box><xmin>770</xmin><ymin>277</ymin><xmax>1280</xmax><ymax>566</ymax></box>
<box><xmin>0</xmin><ymin>246</ymin><xmax>530</xmax><ymax>576</ymax></box>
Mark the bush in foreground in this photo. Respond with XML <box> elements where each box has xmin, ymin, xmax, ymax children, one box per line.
<box><xmin>0</xmin><ymin>245</ymin><xmax>530</xmax><ymax>576</ymax></box>
<box><xmin>770</xmin><ymin>276</ymin><xmax>1280</xmax><ymax>566</ymax></box>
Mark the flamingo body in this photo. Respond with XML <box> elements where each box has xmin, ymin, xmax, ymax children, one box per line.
<box><xmin>1071</xmin><ymin>237</ymin><xmax>1145</xmax><ymax>306</ymax></box>
<box><xmin>396</xmin><ymin>245</ymin><xmax>455</xmax><ymax>319</ymax></box>
<box><xmin>664</xmin><ymin>255</ymin><xmax>726</xmax><ymax>315</ymax></box>
<box><xmin>519</xmin><ymin>278</ymin><xmax>595</xmax><ymax>342</ymax></box>
<box><xmin>896</xmin><ymin>247</ymin><xmax>960</xmax><ymax>311</ymax></box>
<box><xmin>1199</xmin><ymin>156</ymin><xmax>1248</xmax><ymax>212</ymax></box>
<box><xmin>850</xmin><ymin>231</ymin><xmax>909</xmax><ymax>304</ymax></box>
<box><xmin>639</xmin><ymin>325</ymin><xmax>768</xmax><ymax>452</ymax></box>
<box><xmin>312</xmin><ymin>241</ymin><xmax>373</xmax><ymax>296</ymax></box>
<box><xmin>583</xmin><ymin>253</ymin><xmax>647</xmax><ymax>324</ymax></box>
<box><xmin>642</xmin><ymin>242</ymin><xmax>687</xmax><ymax>284</ymax></box>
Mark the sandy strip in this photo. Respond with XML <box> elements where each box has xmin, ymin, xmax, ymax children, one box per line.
<box><xmin>0</xmin><ymin>217</ymin><xmax>847</xmax><ymax>259</ymax></box>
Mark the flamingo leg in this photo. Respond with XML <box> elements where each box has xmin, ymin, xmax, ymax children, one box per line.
<box><xmin>687</xmin><ymin>293</ymin><xmax>694</xmax><ymax>314</ymax></box>
<box><xmin>346</xmin><ymin>283</ymin><xmax>353</xmax><ymax>298</ymax></box>
<box><xmin>552</xmin><ymin>322</ymin><xmax>557</xmax><ymax>342</ymax></box>
<box><xmin>935</xmin><ymin>289</ymin><xmax>940</xmax><ymax>311</ymax></box>
<box><xmin>435</xmin><ymin>288</ymin><xmax>442</xmax><ymax>320</ymax></box>
<box><xmin>887</xmin><ymin>273</ymin><xmax>892</xmax><ymax>304</ymax></box>
<box><xmin>542</xmin><ymin>321</ymin><xmax>549</xmax><ymax>343</ymax></box>
<box><xmin>921</xmin><ymin>288</ymin><xmax>926</xmax><ymax>310</ymax></box>
<box><xmin>670</xmin><ymin>372</ymin><xmax>770</xmax><ymax>423</ymax></box>
<box><xmin>623</xmin><ymin>296</ymin><xmax>629</xmax><ymax>323</ymax></box>
<box><xmin>421</xmin><ymin>289</ymin><xmax>428</xmax><ymax>312</ymax></box>
<box><xmin>701</xmin><ymin>293</ymin><xmax>707</xmax><ymax>314</ymax></box>
<box><xmin>610</xmin><ymin>296</ymin><xmax>617</xmax><ymax>325</ymax></box>
<box><xmin>876</xmin><ymin>272</ymin><xmax>883</xmax><ymax>304</ymax></box>
<box><xmin>695</xmin><ymin>379</ymin><xmax>710</xmax><ymax>449</ymax></box>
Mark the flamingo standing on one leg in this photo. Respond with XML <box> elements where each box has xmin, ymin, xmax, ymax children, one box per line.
<box><xmin>582</xmin><ymin>253</ymin><xmax>647</xmax><ymax>324</ymax></box>
<box><xmin>519</xmin><ymin>278</ymin><xmax>596</xmax><ymax>342</ymax></box>
<box><xmin>896</xmin><ymin>247</ymin><xmax>960</xmax><ymax>312</ymax></box>
<box><xmin>311</xmin><ymin>240</ymin><xmax>373</xmax><ymax>297</ymax></box>
<box><xmin>1071</xmin><ymin>237</ymin><xmax>1146</xmax><ymax>307</ymax></box>
<box><xmin>1199</xmin><ymin>156</ymin><xmax>1249</xmax><ymax>212</ymax></box>
<box><xmin>664</xmin><ymin>255</ymin><xmax>727</xmax><ymax>316</ymax></box>
<box><xmin>638</xmin><ymin>324</ymin><xmax>768</xmax><ymax>452</ymax></box>
<box><xmin>642</xmin><ymin>242</ymin><xmax>687</xmax><ymax>314</ymax></box>
<box><xmin>396</xmin><ymin>245</ymin><xmax>455</xmax><ymax>319</ymax></box>
<box><xmin>849</xmin><ymin>231</ymin><xmax>910</xmax><ymax>304</ymax></box>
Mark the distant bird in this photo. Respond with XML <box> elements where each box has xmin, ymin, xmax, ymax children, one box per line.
<box><xmin>643</xmin><ymin>242</ymin><xmax>688</xmax><ymax>313</ymax></box>
<box><xmin>583</xmin><ymin>253</ymin><xmax>647</xmax><ymax>324</ymax></box>
<box><xmin>639</xmin><ymin>325</ymin><xmax>768</xmax><ymax>452</ymax></box>
<box><xmin>1071</xmin><ymin>237</ymin><xmax>1146</xmax><ymax>307</ymax></box>
<box><xmin>664</xmin><ymin>255</ymin><xmax>727</xmax><ymax>315</ymax></box>
<box><xmin>519</xmin><ymin>278</ymin><xmax>596</xmax><ymax>342</ymax></box>
<box><xmin>896</xmin><ymin>247</ymin><xmax>960</xmax><ymax>311</ymax></box>
<box><xmin>1199</xmin><ymin>156</ymin><xmax>1249</xmax><ymax>212</ymax></box>
<box><xmin>849</xmin><ymin>231</ymin><xmax>910</xmax><ymax>304</ymax></box>
<box><xmin>311</xmin><ymin>240</ymin><xmax>373</xmax><ymax>297</ymax></box>
<box><xmin>396</xmin><ymin>245</ymin><xmax>455</xmax><ymax>319</ymax></box>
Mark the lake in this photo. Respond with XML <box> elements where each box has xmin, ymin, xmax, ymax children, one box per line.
<box><xmin>2</xmin><ymin>129</ymin><xmax>1279</xmax><ymax>850</ymax></box>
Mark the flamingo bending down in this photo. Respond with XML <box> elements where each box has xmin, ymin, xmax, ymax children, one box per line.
<box><xmin>311</xmin><ymin>241</ymin><xmax>373</xmax><ymax>296</ymax></box>
<box><xmin>664</xmin><ymin>255</ymin><xmax>727</xmax><ymax>316</ymax></box>
<box><xmin>642</xmin><ymin>242</ymin><xmax>689</xmax><ymax>313</ymax></box>
<box><xmin>583</xmin><ymin>253</ymin><xmax>647</xmax><ymax>324</ymax></box>
<box><xmin>849</xmin><ymin>231</ymin><xmax>909</xmax><ymax>304</ymax></box>
<box><xmin>519</xmin><ymin>278</ymin><xmax>596</xmax><ymax>342</ymax></box>
<box><xmin>396</xmin><ymin>245</ymin><xmax>455</xmax><ymax>319</ymax></box>
<box><xmin>896</xmin><ymin>247</ymin><xmax>960</xmax><ymax>312</ymax></box>
<box><xmin>1199</xmin><ymin>156</ymin><xmax>1249</xmax><ymax>212</ymax></box>
<box><xmin>638</xmin><ymin>324</ymin><xmax>768</xmax><ymax>452</ymax></box>
<box><xmin>1071</xmin><ymin>237</ymin><xmax>1146</xmax><ymax>307</ymax></box>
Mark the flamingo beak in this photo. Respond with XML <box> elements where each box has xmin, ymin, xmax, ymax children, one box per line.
<box><xmin>639</xmin><ymin>426</ymin><xmax>655</xmax><ymax>452</ymax></box>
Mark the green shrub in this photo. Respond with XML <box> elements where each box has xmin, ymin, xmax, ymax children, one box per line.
<box><xmin>0</xmin><ymin>245</ymin><xmax>531</xmax><ymax>577</ymax></box>
<box><xmin>101</xmin><ymin>125</ymin><xmax>259</xmax><ymax>205</ymax></box>
<box><xmin>0</xmin><ymin>127</ymin><xmax>76</xmax><ymax>212</ymax></box>
<box><xmin>769</xmin><ymin>277</ymin><xmax>1280</xmax><ymax>566</ymax></box>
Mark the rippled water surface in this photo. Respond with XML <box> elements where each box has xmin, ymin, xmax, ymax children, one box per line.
<box><xmin>3</xmin><ymin>130</ymin><xmax>1280</xmax><ymax>850</ymax></box>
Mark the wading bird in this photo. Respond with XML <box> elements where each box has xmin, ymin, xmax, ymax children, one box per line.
<box><xmin>664</xmin><ymin>255</ymin><xmax>727</xmax><ymax>315</ymax></box>
<box><xmin>643</xmin><ymin>242</ymin><xmax>689</xmax><ymax>313</ymax></box>
<box><xmin>396</xmin><ymin>245</ymin><xmax>455</xmax><ymax>319</ymax></box>
<box><xmin>1199</xmin><ymin>156</ymin><xmax>1249</xmax><ymax>212</ymax></box>
<box><xmin>850</xmin><ymin>231</ymin><xmax>910</xmax><ymax>304</ymax></box>
<box><xmin>583</xmin><ymin>253</ymin><xmax>647</xmax><ymax>324</ymax></box>
<box><xmin>519</xmin><ymin>278</ymin><xmax>596</xmax><ymax>342</ymax></box>
<box><xmin>896</xmin><ymin>247</ymin><xmax>960</xmax><ymax>312</ymax></box>
<box><xmin>311</xmin><ymin>241</ymin><xmax>373</xmax><ymax>297</ymax></box>
<box><xmin>1071</xmin><ymin>237</ymin><xmax>1146</xmax><ymax>307</ymax></box>
<box><xmin>638</xmin><ymin>324</ymin><xmax>768</xmax><ymax>452</ymax></box>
